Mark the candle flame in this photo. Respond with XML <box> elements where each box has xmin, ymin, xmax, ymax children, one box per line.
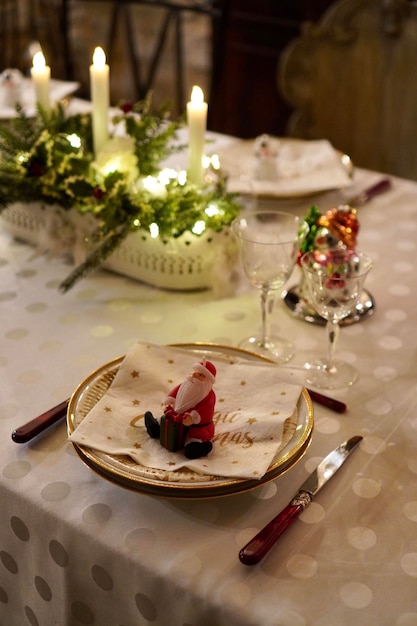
<box><xmin>191</xmin><ymin>85</ymin><xmax>204</xmax><ymax>104</ymax></box>
<box><xmin>93</xmin><ymin>46</ymin><xmax>106</xmax><ymax>68</ymax></box>
<box><xmin>33</xmin><ymin>51</ymin><xmax>46</xmax><ymax>69</ymax></box>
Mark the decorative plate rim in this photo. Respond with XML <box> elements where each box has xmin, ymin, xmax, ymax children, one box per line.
<box><xmin>67</xmin><ymin>343</ymin><xmax>314</xmax><ymax>498</ymax></box>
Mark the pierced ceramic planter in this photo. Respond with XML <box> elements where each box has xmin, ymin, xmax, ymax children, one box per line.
<box><xmin>0</xmin><ymin>202</ymin><xmax>238</xmax><ymax>291</ymax></box>
<box><xmin>104</xmin><ymin>226</ymin><xmax>237</xmax><ymax>291</ymax></box>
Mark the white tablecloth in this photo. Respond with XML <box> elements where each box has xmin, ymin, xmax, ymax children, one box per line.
<box><xmin>1</xmin><ymin>137</ymin><xmax>417</xmax><ymax>625</ymax></box>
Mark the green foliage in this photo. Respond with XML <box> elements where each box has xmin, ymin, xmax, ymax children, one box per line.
<box><xmin>0</xmin><ymin>103</ymin><xmax>93</xmax><ymax>209</ymax></box>
<box><xmin>113</xmin><ymin>95</ymin><xmax>180</xmax><ymax>176</ymax></box>
<box><xmin>300</xmin><ymin>205</ymin><xmax>322</xmax><ymax>254</ymax></box>
<box><xmin>0</xmin><ymin>96</ymin><xmax>240</xmax><ymax>290</ymax></box>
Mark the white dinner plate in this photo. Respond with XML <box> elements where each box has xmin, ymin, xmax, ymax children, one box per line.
<box><xmin>67</xmin><ymin>343</ymin><xmax>314</xmax><ymax>498</ymax></box>
<box><xmin>215</xmin><ymin>137</ymin><xmax>353</xmax><ymax>199</ymax></box>
<box><xmin>0</xmin><ymin>79</ymin><xmax>80</xmax><ymax>118</ymax></box>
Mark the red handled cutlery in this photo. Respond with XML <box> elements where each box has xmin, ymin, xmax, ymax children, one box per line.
<box><xmin>348</xmin><ymin>177</ymin><xmax>391</xmax><ymax>206</ymax></box>
<box><xmin>11</xmin><ymin>399</ymin><xmax>69</xmax><ymax>443</ymax></box>
<box><xmin>239</xmin><ymin>435</ymin><xmax>362</xmax><ymax>565</ymax></box>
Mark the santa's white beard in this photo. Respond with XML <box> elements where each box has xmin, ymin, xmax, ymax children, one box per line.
<box><xmin>174</xmin><ymin>377</ymin><xmax>212</xmax><ymax>413</ymax></box>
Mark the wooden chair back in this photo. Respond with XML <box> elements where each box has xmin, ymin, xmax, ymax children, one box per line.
<box><xmin>278</xmin><ymin>0</ymin><xmax>417</xmax><ymax>179</ymax></box>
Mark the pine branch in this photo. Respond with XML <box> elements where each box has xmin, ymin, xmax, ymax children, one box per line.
<box><xmin>59</xmin><ymin>224</ymin><xmax>131</xmax><ymax>293</ymax></box>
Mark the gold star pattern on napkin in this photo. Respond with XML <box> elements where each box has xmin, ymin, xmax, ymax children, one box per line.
<box><xmin>69</xmin><ymin>342</ymin><xmax>303</xmax><ymax>480</ymax></box>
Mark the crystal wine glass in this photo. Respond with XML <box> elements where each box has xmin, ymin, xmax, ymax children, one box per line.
<box><xmin>232</xmin><ymin>210</ymin><xmax>308</xmax><ymax>363</ymax></box>
<box><xmin>300</xmin><ymin>248</ymin><xmax>373</xmax><ymax>389</ymax></box>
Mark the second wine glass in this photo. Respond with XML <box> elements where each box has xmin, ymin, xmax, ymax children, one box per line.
<box><xmin>301</xmin><ymin>248</ymin><xmax>373</xmax><ymax>389</ymax></box>
<box><xmin>232</xmin><ymin>210</ymin><xmax>308</xmax><ymax>363</ymax></box>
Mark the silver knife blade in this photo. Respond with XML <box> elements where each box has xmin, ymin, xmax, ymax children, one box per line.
<box><xmin>299</xmin><ymin>434</ymin><xmax>361</xmax><ymax>495</ymax></box>
<box><xmin>239</xmin><ymin>435</ymin><xmax>363</xmax><ymax>565</ymax></box>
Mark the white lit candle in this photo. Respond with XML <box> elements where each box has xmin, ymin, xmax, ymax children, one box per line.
<box><xmin>90</xmin><ymin>46</ymin><xmax>110</xmax><ymax>156</ymax></box>
<box><xmin>187</xmin><ymin>85</ymin><xmax>208</xmax><ymax>185</ymax></box>
<box><xmin>31</xmin><ymin>51</ymin><xmax>50</xmax><ymax>110</ymax></box>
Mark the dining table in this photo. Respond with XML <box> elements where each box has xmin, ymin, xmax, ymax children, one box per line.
<box><xmin>1</xmin><ymin>111</ymin><xmax>417</xmax><ymax>626</ymax></box>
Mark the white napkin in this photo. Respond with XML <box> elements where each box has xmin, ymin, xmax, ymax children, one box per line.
<box><xmin>69</xmin><ymin>342</ymin><xmax>303</xmax><ymax>480</ymax></box>
<box><xmin>216</xmin><ymin>137</ymin><xmax>351</xmax><ymax>197</ymax></box>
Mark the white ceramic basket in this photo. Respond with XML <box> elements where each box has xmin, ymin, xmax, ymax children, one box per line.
<box><xmin>0</xmin><ymin>202</ymin><xmax>238</xmax><ymax>291</ymax></box>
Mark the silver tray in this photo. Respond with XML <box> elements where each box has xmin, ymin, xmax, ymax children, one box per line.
<box><xmin>283</xmin><ymin>285</ymin><xmax>375</xmax><ymax>326</ymax></box>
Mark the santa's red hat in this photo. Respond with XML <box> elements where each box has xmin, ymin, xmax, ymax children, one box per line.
<box><xmin>193</xmin><ymin>359</ymin><xmax>216</xmax><ymax>383</ymax></box>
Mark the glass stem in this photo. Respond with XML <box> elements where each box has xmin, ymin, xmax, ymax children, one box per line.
<box><xmin>326</xmin><ymin>319</ymin><xmax>340</xmax><ymax>373</ymax></box>
<box><xmin>260</xmin><ymin>287</ymin><xmax>275</xmax><ymax>348</ymax></box>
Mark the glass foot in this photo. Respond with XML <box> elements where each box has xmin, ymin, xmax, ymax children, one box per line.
<box><xmin>304</xmin><ymin>359</ymin><xmax>358</xmax><ymax>390</ymax></box>
<box><xmin>239</xmin><ymin>335</ymin><xmax>295</xmax><ymax>364</ymax></box>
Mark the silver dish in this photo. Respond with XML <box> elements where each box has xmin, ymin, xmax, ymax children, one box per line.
<box><xmin>283</xmin><ymin>285</ymin><xmax>375</xmax><ymax>326</ymax></box>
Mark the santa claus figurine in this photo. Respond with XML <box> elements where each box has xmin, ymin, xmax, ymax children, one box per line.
<box><xmin>144</xmin><ymin>359</ymin><xmax>216</xmax><ymax>459</ymax></box>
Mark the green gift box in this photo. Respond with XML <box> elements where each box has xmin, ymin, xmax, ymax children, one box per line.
<box><xmin>160</xmin><ymin>416</ymin><xmax>187</xmax><ymax>452</ymax></box>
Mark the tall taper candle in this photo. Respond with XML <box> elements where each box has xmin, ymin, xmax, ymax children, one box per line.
<box><xmin>31</xmin><ymin>51</ymin><xmax>50</xmax><ymax>110</ymax></box>
<box><xmin>90</xmin><ymin>46</ymin><xmax>109</xmax><ymax>156</ymax></box>
<box><xmin>187</xmin><ymin>85</ymin><xmax>207</xmax><ymax>185</ymax></box>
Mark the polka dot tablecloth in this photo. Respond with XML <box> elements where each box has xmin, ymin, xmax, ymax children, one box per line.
<box><xmin>1</xmin><ymin>163</ymin><xmax>417</xmax><ymax>626</ymax></box>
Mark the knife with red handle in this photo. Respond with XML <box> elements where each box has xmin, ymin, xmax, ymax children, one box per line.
<box><xmin>307</xmin><ymin>389</ymin><xmax>346</xmax><ymax>413</ymax></box>
<box><xmin>239</xmin><ymin>435</ymin><xmax>362</xmax><ymax>565</ymax></box>
<box><xmin>11</xmin><ymin>399</ymin><xmax>69</xmax><ymax>443</ymax></box>
<box><xmin>348</xmin><ymin>177</ymin><xmax>391</xmax><ymax>206</ymax></box>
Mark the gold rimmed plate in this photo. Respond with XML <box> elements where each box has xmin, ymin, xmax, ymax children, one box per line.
<box><xmin>67</xmin><ymin>344</ymin><xmax>314</xmax><ymax>498</ymax></box>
